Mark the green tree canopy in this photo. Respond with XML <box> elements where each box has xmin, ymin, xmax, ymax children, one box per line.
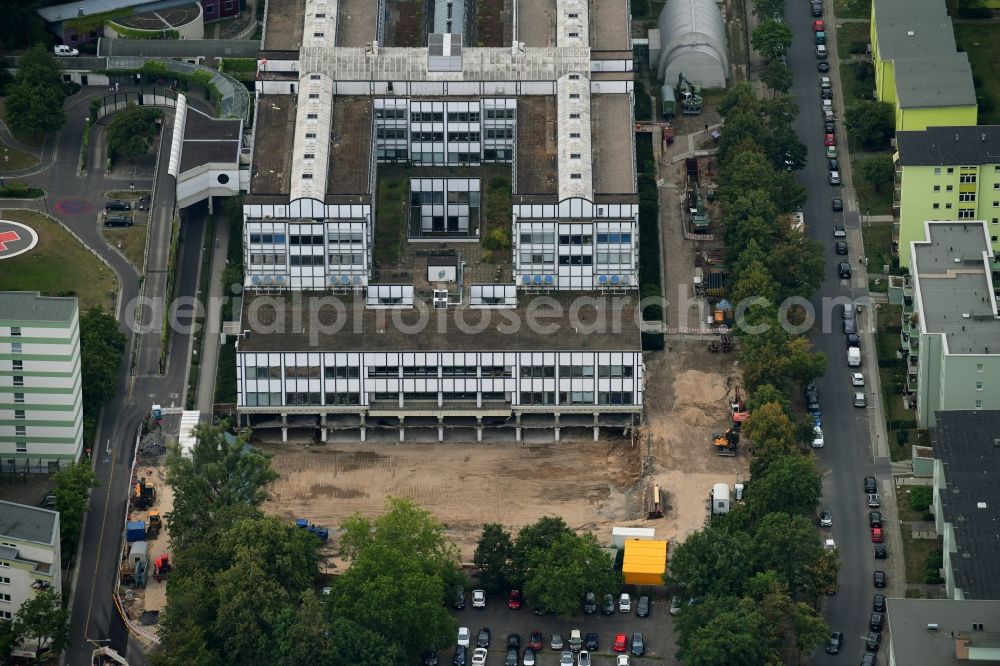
<box><xmin>745</xmin><ymin>384</ymin><xmax>791</xmax><ymax>416</ymax></box>
<box><xmin>473</xmin><ymin>523</ymin><xmax>513</xmax><ymax>595</ymax></box>
<box><xmin>743</xmin><ymin>402</ymin><xmax>796</xmax><ymax>455</ymax></box>
<box><xmin>858</xmin><ymin>153</ymin><xmax>896</xmax><ymax>193</ymax></box>
<box><xmin>845</xmin><ymin>100</ymin><xmax>896</xmax><ymax>150</ymax></box>
<box><xmin>761</xmin><ymin>60</ymin><xmax>793</xmax><ymax>95</ymax></box>
<box><xmin>79</xmin><ymin>306</ymin><xmax>127</xmax><ymax>418</ymax></box>
<box><xmin>13</xmin><ymin>589</ymin><xmax>69</xmax><ymax>664</ymax></box>
<box><xmin>275</xmin><ymin>591</ymin><xmax>334</xmax><ymax>666</ymax></box>
<box><xmin>106</xmin><ymin>103</ymin><xmax>163</xmax><ymax>162</ymax></box>
<box><xmin>4</xmin><ymin>44</ymin><xmax>66</xmax><ymax>137</ymax></box>
<box><xmin>509</xmin><ymin>516</ymin><xmax>573</xmax><ymax>586</ymax></box>
<box><xmin>52</xmin><ymin>462</ymin><xmax>98</xmax><ymax>552</ymax></box>
<box><xmin>521</xmin><ymin>532</ymin><xmax>622</xmax><ymax>616</ymax></box>
<box><xmin>684</xmin><ymin>599</ymin><xmax>781</xmax><ymax>666</ymax></box>
<box><xmin>751</xmin><ymin>20</ymin><xmax>793</xmax><ymax>60</ymax></box>
<box><xmin>665</xmin><ymin>527</ymin><xmax>754</xmax><ymax>600</ymax></box>
<box><xmin>748</xmin><ymin>452</ymin><xmax>823</xmax><ymax>517</ymax></box>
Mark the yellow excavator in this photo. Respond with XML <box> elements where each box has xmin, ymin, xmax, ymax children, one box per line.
<box><xmin>713</xmin><ymin>428</ymin><xmax>739</xmax><ymax>457</ymax></box>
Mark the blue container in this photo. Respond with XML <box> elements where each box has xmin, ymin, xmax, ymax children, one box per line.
<box><xmin>126</xmin><ymin>520</ymin><xmax>147</xmax><ymax>542</ymax></box>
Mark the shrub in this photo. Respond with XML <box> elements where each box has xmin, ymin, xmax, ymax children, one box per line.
<box><xmin>909</xmin><ymin>486</ymin><xmax>933</xmax><ymax>512</ymax></box>
<box><xmin>482</xmin><ymin>228</ymin><xmax>510</xmax><ymax>251</ymax></box>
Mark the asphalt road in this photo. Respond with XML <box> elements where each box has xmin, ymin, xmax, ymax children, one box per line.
<box><xmin>782</xmin><ymin>5</ymin><xmax>896</xmax><ymax>664</ymax></box>
<box><xmin>5</xmin><ymin>86</ymin><xmax>211</xmax><ymax>665</ymax></box>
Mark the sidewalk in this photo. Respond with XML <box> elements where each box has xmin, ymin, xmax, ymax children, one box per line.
<box><xmin>195</xmin><ymin>215</ymin><xmax>230</xmax><ymax>414</ymax></box>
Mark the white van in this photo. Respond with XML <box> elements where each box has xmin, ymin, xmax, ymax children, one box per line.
<box><xmin>53</xmin><ymin>45</ymin><xmax>79</xmax><ymax>57</ymax></box>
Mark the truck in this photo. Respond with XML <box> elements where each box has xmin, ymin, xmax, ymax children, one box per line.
<box><xmin>53</xmin><ymin>45</ymin><xmax>79</xmax><ymax>57</ymax></box>
<box><xmin>661</xmin><ymin>84</ymin><xmax>677</xmax><ymax>119</ymax></box>
<box><xmin>710</xmin><ymin>483</ymin><xmax>731</xmax><ymax>515</ymax></box>
<box><xmin>848</xmin><ymin>347</ymin><xmax>861</xmax><ymax>367</ymax></box>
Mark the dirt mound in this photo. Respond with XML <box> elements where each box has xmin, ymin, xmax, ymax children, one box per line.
<box><xmin>673</xmin><ymin>369</ymin><xmax>730</xmax><ymax>407</ymax></box>
<box><xmin>677</xmin><ymin>406</ymin><xmax>719</xmax><ymax>427</ymax></box>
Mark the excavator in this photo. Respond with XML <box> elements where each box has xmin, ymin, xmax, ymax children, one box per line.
<box><xmin>678</xmin><ymin>73</ymin><xmax>703</xmax><ymax>115</ymax></box>
<box><xmin>712</xmin><ymin>428</ymin><xmax>739</xmax><ymax>456</ymax></box>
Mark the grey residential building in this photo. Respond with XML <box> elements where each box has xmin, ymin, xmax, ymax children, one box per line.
<box><xmin>0</xmin><ymin>501</ymin><xmax>61</xmax><ymax>622</ymax></box>
<box><xmin>886</xmin><ymin>598</ymin><xmax>1000</xmax><ymax>665</ymax></box>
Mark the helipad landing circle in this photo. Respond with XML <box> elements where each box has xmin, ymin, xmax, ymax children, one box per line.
<box><xmin>0</xmin><ymin>219</ymin><xmax>38</xmax><ymax>260</ymax></box>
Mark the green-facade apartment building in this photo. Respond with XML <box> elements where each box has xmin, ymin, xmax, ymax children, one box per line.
<box><xmin>0</xmin><ymin>292</ymin><xmax>83</xmax><ymax>470</ymax></box>
<box><xmin>905</xmin><ymin>222</ymin><xmax>1000</xmax><ymax>428</ymax></box>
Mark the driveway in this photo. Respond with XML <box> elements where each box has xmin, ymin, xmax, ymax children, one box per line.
<box><xmin>444</xmin><ymin>593</ymin><xmax>679</xmax><ymax>666</ymax></box>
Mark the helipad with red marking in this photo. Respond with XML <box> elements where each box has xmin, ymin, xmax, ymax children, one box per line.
<box><xmin>0</xmin><ymin>220</ymin><xmax>38</xmax><ymax>260</ymax></box>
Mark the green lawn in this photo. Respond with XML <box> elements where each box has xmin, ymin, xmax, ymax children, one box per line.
<box><xmin>955</xmin><ymin>23</ymin><xmax>1000</xmax><ymax>124</ymax></box>
<box><xmin>0</xmin><ymin>209</ymin><xmax>118</xmax><ymax>312</ymax></box>
<box><xmin>0</xmin><ymin>138</ymin><xmax>39</xmax><ymax>172</ymax></box>
<box><xmin>861</xmin><ymin>219</ymin><xmax>894</xmax><ymax>276</ymax></box>
<box><xmin>852</xmin><ymin>161</ymin><xmax>894</xmax><ymax>217</ymax></box>
<box><xmin>374</xmin><ymin>176</ymin><xmax>406</xmax><ymax>265</ymax></box>
<box><xmin>874</xmin><ymin>303</ymin><xmax>902</xmax><ymax>362</ymax></box>
<box><xmin>901</xmin><ymin>527</ymin><xmax>943</xmax><ymax>586</ymax></box>
<box><xmin>101</xmin><ymin>223</ymin><xmax>147</xmax><ymax>273</ymax></box>
<box><xmin>833</xmin><ymin>0</ymin><xmax>869</xmax><ymax>19</ymax></box>
<box><xmin>836</xmin><ymin>21</ymin><xmax>871</xmax><ymax>58</ymax></box>
<box><xmin>896</xmin><ymin>486</ymin><xmax>931</xmax><ymax>522</ymax></box>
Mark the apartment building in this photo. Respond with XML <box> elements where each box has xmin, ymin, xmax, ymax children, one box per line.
<box><xmin>886</xmin><ymin>599</ymin><xmax>1000</xmax><ymax>665</ymax></box>
<box><xmin>0</xmin><ymin>501</ymin><xmax>61</xmax><ymax>622</ymax></box>
<box><xmin>0</xmin><ymin>293</ymin><xmax>83</xmax><ymax>470</ymax></box>
<box><xmin>870</xmin><ymin>0</ymin><xmax>976</xmax><ymax>131</ymax></box>
<box><xmin>236</xmin><ymin>0</ymin><xmax>644</xmax><ymax>443</ymax></box>
<box><xmin>905</xmin><ymin>222</ymin><xmax>1000</xmax><ymax>428</ymax></box>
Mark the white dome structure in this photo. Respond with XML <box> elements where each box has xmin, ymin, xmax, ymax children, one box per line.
<box><xmin>656</xmin><ymin>0</ymin><xmax>730</xmax><ymax>89</ymax></box>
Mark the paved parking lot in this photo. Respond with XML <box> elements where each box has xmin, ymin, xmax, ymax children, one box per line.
<box><xmin>445</xmin><ymin>595</ymin><xmax>680</xmax><ymax>666</ymax></box>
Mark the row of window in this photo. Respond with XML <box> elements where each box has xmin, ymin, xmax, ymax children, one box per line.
<box><xmin>520</xmin><ymin>365</ymin><xmax>635</xmax><ymax>378</ymax></box>
<box><xmin>520</xmin><ymin>391</ymin><xmax>635</xmax><ymax>405</ymax></box>
<box><xmin>247</xmin><ymin>365</ymin><xmax>633</xmax><ymax>380</ymax></box>
<box><xmin>519</xmin><ymin>233</ymin><xmax>634</xmax><ymax>246</ymax></box>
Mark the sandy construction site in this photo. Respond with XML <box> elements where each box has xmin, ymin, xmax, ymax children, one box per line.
<box><xmin>259</xmin><ymin>341</ymin><xmax>747</xmax><ymax>560</ymax></box>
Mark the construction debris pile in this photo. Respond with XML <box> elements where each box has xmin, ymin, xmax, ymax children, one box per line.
<box><xmin>137</xmin><ymin>431</ymin><xmax>166</xmax><ymax>460</ymax></box>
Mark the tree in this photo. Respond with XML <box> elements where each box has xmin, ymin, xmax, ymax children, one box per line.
<box><xmin>766</xmin><ymin>125</ymin><xmax>806</xmax><ymax>172</ymax></box>
<box><xmin>730</xmin><ymin>260</ymin><xmax>780</xmax><ymax>307</ymax></box>
<box><xmin>473</xmin><ymin>523</ymin><xmax>513</xmax><ymax>595</ymax></box>
<box><xmin>761</xmin><ymin>60</ymin><xmax>793</xmax><ymax>95</ymax></box>
<box><xmin>745</xmin><ymin>384</ymin><xmax>790</xmax><ymax>416</ymax></box>
<box><xmin>13</xmin><ymin>589</ymin><xmax>69</xmax><ymax>664</ymax></box>
<box><xmin>845</xmin><ymin>100</ymin><xmax>895</xmax><ymax>150</ymax></box>
<box><xmin>329</xmin><ymin>617</ymin><xmax>405</xmax><ymax>666</ymax></box>
<box><xmin>747</xmin><ymin>453</ymin><xmax>823</xmax><ymax>518</ymax></box>
<box><xmin>743</xmin><ymin>402</ymin><xmax>796</xmax><ymax>456</ymax></box>
<box><xmin>332</xmin><ymin>498</ymin><xmax>459</xmax><ymax>661</ymax></box>
<box><xmin>719</xmin><ymin>82</ymin><xmax>760</xmax><ymax>119</ymax></box>
<box><xmin>665</xmin><ymin>527</ymin><xmax>754</xmax><ymax>600</ymax></box>
<box><xmin>105</xmin><ymin>103</ymin><xmax>163</xmax><ymax>162</ymax></box>
<box><xmin>51</xmin><ymin>462</ymin><xmax>98</xmax><ymax>551</ymax></box>
<box><xmin>4</xmin><ymin>44</ymin><xmax>66</xmax><ymax>137</ymax></box>
<box><xmin>751</xmin><ymin>514</ymin><xmax>825</xmax><ymax>593</ymax></box>
<box><xmin>767</xmin><ymin>230</ymin><xmax>825</xmax><ymax>299</ymax></box>
<box><xmin>751</xmin><ymin>20</ymin><xmax>792</xmax><ymax>60</ymax></box>
<box><xmin>0</xmin><ymin>619</ymin><xmax>16</xmax><ymax>666</ymax></box>
<box><xmin>79</xmin><ymin>307</ymin><xmax>127</xmax><ymax>418</ymax></box>
<box><xmin>858</xmin><ymin>154</ymin><xmax>896</xmax><ymax>192</ymax></box>
<box><xmin>165</xmin><ymin>422</ymin><xmax>279</xmax><ymax>550</ymax></box>
<box><xmin>746</xmin><ymin>572</ymin><xmax>829</xmax><ymax>662</ymax></box>
<box><xmin>752</xmin><ymin>0</ymin><xmax>785</xmax><ymax>21</ymax></box>
<box><xmin>213</xmin><ymin>555</ymin><xmax>286</xmax><ymax>664</ymax></box>
<box><xmin>509</xmin><ymin>516</ymin><xmax>573</xmax><ymax>586</ymax></box>
<box><xmin>521</xmin><ymin>532</ymin><xmax>622</xmax><ymax>616</ymax></box>
<box><xmin>781</xmin><ymin>336</ymin><xmax>828</xmax><ymax>385</ymax></box>
<box><xmin>275</xmin><ymin>591</ymin><xmax>333</xmax><ymax>666</ymax></box>
<box><xmin>684</xmin><ymin>601</ymin><xmax>781</xmax><ymax>666</ymax></box>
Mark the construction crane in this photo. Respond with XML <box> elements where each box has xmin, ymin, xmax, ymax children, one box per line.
<box><xmin>677</xmin><ymin>73</ymin><xmax>703</xmax><ymax>115</ymax></box>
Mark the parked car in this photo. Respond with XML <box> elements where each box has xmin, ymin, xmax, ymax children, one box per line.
<box><xmin>829</xmin><ymin>170</ymin><xmax>841</xmax><ymax>185</ymax></box>
<box><xmin>819</xmin><ymin>509</ymin><xmax>833</xmax><ymax>527</ymax></box>
<box><xmin>39</xmin><ymin>493</ymin><xmax>57</xmax><ymax>508</ymax></box>
<box><xmin>584</xmin><ymin>632</ymin><xmax>598</xmax><ymax>651</ymax></box>
<box><xmin>616</xmin><ymin>657</ymin><xmax>630</xmax><ymax>666</ymax></box>
<box><xmin>472</xmin><ymin>589</ymin><xmax>486</xmax><ymax>608</ymax></box>
<box><xmin>832</xmin><ymin>197</ymin><xmax>843</xmax><ymax>211</ymax></box>
<box><xmin>523</xmin><ymin>648</ymin><xmax>536</xmax><ymax>666</ymax></box>
<box><xmin>669</xmin><ymin>596</ymin><xmax>682</xmax><ymax>616</ymax></box>
<box><xmin>583</xmin><ymin>592</ymin><xmax>597</xmax><ymax>614</ymax></box>
<box><xmin>453</xmin><ymin>587</ymin><xmax>466</xmax><ymax>609</ymax></box>
<box><xmin>855</xmin><ymin>392</ymin><xmax>867</xmax><ymax>408</ymax></box>
<box><xmin>577</xmin><ymin>651</ymin><xmax>591</xmax><ymax>666</ymax></box>
<box><xmin>871</xmin><ymin>526</ymin><xmax>884</xmax><ymax>543</ymax></box>
<box><xmin>875</xmin><ymin>543</ymin><xmax>887</xmax><ymax>559</ymax></box>
<box><xmin>508</xmin><ymin>590</ymin><xmax>522</xmax><ymax>610</ymax></box>
<box><xmin>53</xmin><ymin>45</ymin><xmax>79</xmax><ymax>56</ymax></box>
<box><xmin>811</xmin><ymin>2</ymin><xmax>823</xmax><ymax>16</ymax></box>
<box><xmin>631</xmin><ymin>633</ymin><xmax>645</xmax><ymax>657</ymax></box>
<box><xmin>874</xmin><ymin>571</ymin><xmax>887</xmax><ymax>588</ymax></box>
<box><xmin>470</xmin><ymin>648</ymin><xmax>487</xmax><ymax>666</ymax></box>
<box><xmin>813</xmin><ymin>19</ymin><xmax>825</xmax><ymax>30</ymax></box>
<box><xmin>852</xmin><ymin>372</ymin><xmax>865</xmax><ymax>386</ymax></box>
<box><xmin>636</xmin><ymin>596</ymin><xmax>650</xmax><ymax>617</ymax></box>
<box><xmin>868</xmin><ymin>492</ymin><xmax>881</xmax><ymax>507</ymax></box>
<box><xmin>458</xmin><ymin>627</ymin><xmax>471</xmax><ymax>647</ymax></box>
<box><xmin>559</xmin><ymin>652</ymin><xmax>573</xmax><ymax>666</ymax></box>
<box><xmin>423</xmin><ymin>649</ymin><xmax>439</xmax><ymax>665</ymax></box>
<box><xmin>477</xmin><ymin>628</ymin><xmax>491</xmax><ymax>648</ymax></box>
<box><xmin>873</xmin><ymin>594</ymin><xmax>886</xmax><ymax>612</ymax></box>
<box><xmin>821</xmin><ymin>88</ymin><xmax>833</xmax><ymax>100</ymax></box>
<box><xmin>869</xmin><ymin>511</ymin><xmax>883</xmax><ymax>528</ymax></box>
<box><xmin>818</xmin><ymin>61</ymin><xmax>830</xmax><ymax>72</ymax></box>
<box><xmin>866</xmin><ymin>631</ymin><xmax>882</xmax><ymax>652</ymax></box>
<box><xmin>870</xmin><ymin>612</ymin><xmax>884</xmax><ymax>631</ymax></box>
<box><xmin>843</xmin><ymin>318</ymin><xmax>857</xmax><ymax>334</ymax></box>
<box><xmin>847</xmin><ymin>334</ymin><xmax>860</xmax><ymax>348</ymax></box>
<box><xmin>454</xmin><ymin>645</ymin><xmax>468</xmax><ymax>666</ymax></box>
<box><xmin>824</xmin><ymin>133</ymin><xmax>836</xmax><ymax>146</ymax></box>
<box><xmin>528</xmin><ymin>631</ymin><xmax>542</xmax><ymax>651</ymax></box>
<box><xmin>551</xmin><ymin>634</ymin><xmax>563</xmax><ymax>650</ymax></box>
<box><xmin>833</xmin><ymin>224</ymin><xmax>846</xmax><ymax>237</ymax></box>
<box><xmin>613</xmin><ymin>633</ymin><xmax>627</xmax><ymax>652</ymax></box>
<box><xmin>601</xmin><ymin>593</ymin><xmax>615</xmax><ymax>615</ymax></box>
<box><xmin>828</xmin><ymin>158</ymin><xmax>840</xmax><ymax>172</ymax></box>
<box><xmin>826</xmin><ymin>632</ymin><xmax>843</xmax><ymax>654</ymax></box>
<box><xmin>861</xmin><ymin>653</ymin><xmax>877</xmax><ymax>666</ymax></box>
<box><xmin>812</xmin><ymin>425</ymin><xmax>825</xmax><ymax>449</ymax></box>
<box><xmin>619</xmin><ymin>593</ymin><xmax>631</xmax><ymax>613</ymax></box>
<box><xmin>865</xmin><ymin>476</ymin><xmax>878</xmax><ymax>493</ymax></box>
<box><xmin>105</xmin><ymin>199</ymin><xmax>131</xmax><ymax>211</ymax></box>
<box><xmin>506</xmin><ymin>634</ymin><xmax>520</xmax><ymax>651</ymax></box>
<box><xmin>569</xmin><ymin>630</ymin><xmax>582</xmax><ymax>652</ymax></box>
<box><xmin>505</xmin><ymin>648</ymin><xmax>518</xmax><ymax>666</ymax></box>
<box><xmin>104</xmin><ymin>214</ymin><xmax>133</xmax><ymax>227</ymax></box>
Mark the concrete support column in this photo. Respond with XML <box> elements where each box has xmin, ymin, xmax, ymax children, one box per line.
<box><xmin>438</xmin><ymin>427</ymin><xmax>444</xmax><ymax>442</ymax></box>
<box><xmin>320</xmin><ymin>428</ymin><xmax>328</xmax><ymax>442</ymax></box>
<box><xmin>319</xmin><ymin>414</ymin><xmax>327</xmax><ymax>442</ymax></box>
<box><xmin>282</xmin><ymin>427</ymin><xmax>288</xmax><ymax>443</ymax></box>
<box><xmin>593</xmin><ymin>426</ymin><xmax>600</xmax><ymax>441</ymax></box>
<box><xmin>554</xmin><ymin>427</ymin><xmax>561</xmax><ymax>442</ymax></box>
<box><xmin>477</xmin><ymin>426</ymin><xmax>483</xmax><ymax>442</ymax></box>
<box><xmin>360</xmin><ymin>427</ymin><xmax>366</xmax><ymax>442</ymax></box>
<box><xmin>399</xmin><ymin>428</ymin><xmax>405</xmax><ymax>442</ymax></box>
